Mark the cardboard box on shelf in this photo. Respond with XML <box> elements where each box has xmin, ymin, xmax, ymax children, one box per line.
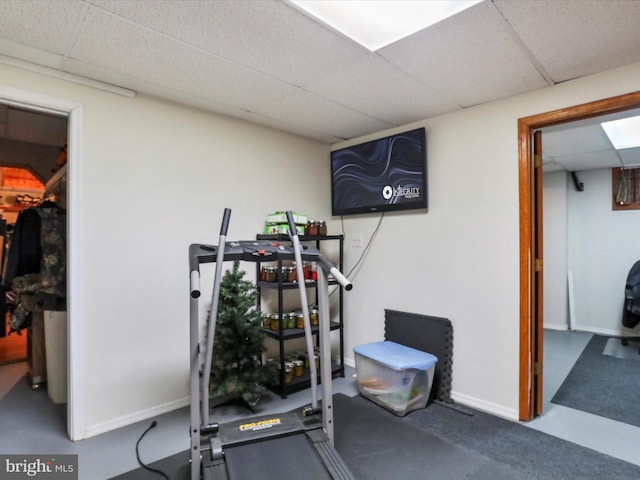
<box><xmin>266</xmin><ymin>212</ymin><xmax>308</xmax><ymax>225</ymax></box>
<box><xmin>263</xmin><ymin>223</ymin><xmax>305</xmax><ymax>235</ymax></box>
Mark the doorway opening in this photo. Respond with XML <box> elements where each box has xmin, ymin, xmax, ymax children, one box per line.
<box><xmin>0</xmin><ymin>87</ymin><xmax>83</xmax><ymax>440</ymax></box>
<box><xmin>518</xmin><ymin>90</ymin><xmax>640</xmax><ymax>421</ymax></box>
<box><xmin>0</xmin><ymin>102</ymin><xmax>68</xmax><ymax>411</ymax></box>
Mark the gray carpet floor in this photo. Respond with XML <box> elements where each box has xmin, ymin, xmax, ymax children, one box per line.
<box><xmin>551</xmin><ymin>334</ymin><xmax>640</xmax><ymax>427</ymax></box>
<box><xmin>404</xmin><ymin>398</ymin><xmax>640</xmax><ymax>480</ymax></box>
<box><xmin>334</xmin><ymin>394</ymin><xmax>522</xmax><ymax>480</ymax></box>
<box><xmin>114</xmin><ymin>394</ymin><xmax>640</xmax><ymax>480</ymax></box>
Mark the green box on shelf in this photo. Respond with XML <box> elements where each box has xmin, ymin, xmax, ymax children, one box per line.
<box><xmin>264</xmin><ymin>223</ymin><xmax>305</xmax><ymax>235</ymax></box>
<box><xmin>266</xmin><ymin>211</ymin><xmax>308</xmax><ymax>225</ymax></box>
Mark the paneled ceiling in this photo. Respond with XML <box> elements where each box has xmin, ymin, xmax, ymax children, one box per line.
<box><xmin>1</xmin><ymin>0</ymin><xmax>640</xmax><ymax>175</ymax></box>
<box><xmin>541</xmin><ymin>107</ymin><xmax>640</xmax><ymax>173</ymax></box>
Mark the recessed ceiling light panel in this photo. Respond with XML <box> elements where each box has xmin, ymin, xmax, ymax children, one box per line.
<box><xmin>602</xmin><ymin>115</ymin><xmax>640</xmax><ymax>150</ymax></box>
<box><xmin>292</xmin><ymin>0</ymin><xmax>482</xmax><ymax>51</ymax></box>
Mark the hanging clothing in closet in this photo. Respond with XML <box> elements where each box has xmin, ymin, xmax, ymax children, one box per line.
<box><xmin>3</xmin><ymin>200</ymin><xmax>66</xmax><ymax>332</ymax></box>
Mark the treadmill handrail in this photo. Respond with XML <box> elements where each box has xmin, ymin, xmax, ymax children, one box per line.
<box><xmin>190</xmin><ymin>208</ymin><xmax>353</xmax><ymax>480</ymax></box>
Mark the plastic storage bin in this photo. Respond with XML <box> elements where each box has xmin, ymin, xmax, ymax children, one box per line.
<box><xmin>354</xmin><ymin>341</ymin><xmax>437</xmax><ymax>416</ymax></box>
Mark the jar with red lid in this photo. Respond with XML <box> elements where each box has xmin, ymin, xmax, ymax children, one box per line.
<box><xmin>302</xmin><ymin>262</ymin><xmax>311</xmax><ymax>280</ymax></box>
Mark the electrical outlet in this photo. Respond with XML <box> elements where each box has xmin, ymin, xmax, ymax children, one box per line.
<box><xmin>352</xmin><ymin>233</ymin><xmax>363</xmax><ymax>248</ymax></box>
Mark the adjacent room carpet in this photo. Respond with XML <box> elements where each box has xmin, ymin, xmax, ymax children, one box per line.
<box><xmin>113</xmin><ymin>393</ymin><xmax>640</xmax><ymax>480</ymax></box>
<box><xmin>551</xmin><ymin>334</ymin><xmax>640</xmax><ymax>427</ymax></box>
<box><xmin>404</xmin><ymin>399</ymin><xmax>640</xmax><ymax>480</ymax></box>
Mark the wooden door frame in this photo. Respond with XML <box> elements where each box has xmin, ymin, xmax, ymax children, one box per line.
<box><xmin>518</xmin><ymin>90</ymin><xmax>640</xmax><ymax>421</ymax></box>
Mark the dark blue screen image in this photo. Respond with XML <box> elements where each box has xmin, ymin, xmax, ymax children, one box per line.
<box><xmin>331</xmin><ymin>127</ymin><xmax>427</xmax><ymax>215</ymax></box>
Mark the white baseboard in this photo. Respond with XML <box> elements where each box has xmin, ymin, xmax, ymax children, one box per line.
<box><xmin>570</xmin><ymin>324</ymin><xmax>624</xmax><ymax>337</ymax></box>
<box><xmin>83</xmin><ymin>396</ymin><xmax>190</xmax><ymax>439</ymax></box>
<box><xmin>544</xmin><ymin>323</ymin><xmax>569</xmax><ymax>331</ymax></box>
<box><xmin>450</xmin><ymin>391</ymin><xmax>519</xmax><ymax>422</ymax></box>
<box><xmin>346</xmin><ymin>357</ymin><xmax>519</xmax><ymax>421</ymax></box>
<box><xmin>544</xmin><ymin>323</ymin><xmax>629</xmax><ymax>338</ymax></box>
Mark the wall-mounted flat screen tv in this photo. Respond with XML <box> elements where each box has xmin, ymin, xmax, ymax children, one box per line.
<box><xmin>331</xmin><ymin>127</ymin><xmax>427</xmax><ymax>216</ymax></box>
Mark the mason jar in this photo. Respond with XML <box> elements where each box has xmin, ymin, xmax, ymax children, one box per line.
<box><xmin>287</xmin><ymin>265</ymin><xmax>297</xmax><ymax>282</ymax></box>
<box><xmin>270</xmin><ymin>314</ymin><xmax>280</xmax><ymax>332</ymax></box>
<box><xmin>310</xmin><ymin>309</ymin><xmax>319</xmax><ymax>326</ymax></box>
<box><xmin>307</xmin><ymin>220</ymin><xmax>318</xmax><ymax>236</ymax></box>
<box><xmin>262</xmin><ymin>313</ymin><xmax>271</xmax><ymax>330</ymax></box>
<box><xmin>284</xmin><ymin>362</ymin><xmax>294</xmax><ymax>384</ymax></box>
<box><xmin>265</xmin><ymin>266</ymin><xmax>277</xmax><ymax>282</ymax></box>
<box><xmin>288</xmin><ymin>313</ymin><xmax>297</xmax><ymax>329</ymax></box>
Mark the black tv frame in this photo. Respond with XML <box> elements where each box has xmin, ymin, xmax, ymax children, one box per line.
<box><xmin>331</xmin><ymin>127</ymin><xmax>427</xmax><ymax>216</ymax></box>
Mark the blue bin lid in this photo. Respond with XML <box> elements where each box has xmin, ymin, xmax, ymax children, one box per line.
<box><xmin>353</xmin><ymin>341</ymin><xmax>438</xmax><ymax>371</ymax></box>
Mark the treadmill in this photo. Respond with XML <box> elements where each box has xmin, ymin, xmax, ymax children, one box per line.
<box><xmin>188</xmin><ymin>209</ymin><xmax>355</xmax><ymax>480</ymax></box>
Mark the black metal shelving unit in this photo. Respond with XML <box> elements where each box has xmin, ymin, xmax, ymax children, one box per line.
<box><xmin>256</xmin><ymin>233</ymin><xmax>345</xmax><ymax>398</ymax></box>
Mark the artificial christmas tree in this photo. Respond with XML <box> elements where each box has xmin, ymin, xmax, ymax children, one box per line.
<box><xmin>207</xmin><ymin>261</ymin><xmax>277</xmax><ymax>408</ymax></box>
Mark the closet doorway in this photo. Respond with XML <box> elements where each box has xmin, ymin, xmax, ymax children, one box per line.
<box><xmin>0</xmin><ymin>86</ymin><xmax>84</xmax><ymax>440</ymax></box>
<box><xmin>0</xmin><ymin>102</ymin><xmax>68</xmax><ymax>394</ymax></box>
<box><xmin>518</xmin><ymin>90</ymin><xmax>640</xmax><ymax>421</ymax></box>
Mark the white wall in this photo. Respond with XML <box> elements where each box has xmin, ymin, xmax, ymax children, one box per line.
<box><xmin>334</xmin><ymin>61</ymin><xmax>640</xmax><ymax>418</ymax></box>
<box><xmin>3</xmin><ymin>59</ymin><xmax>640</xmax><ymax>435</ymax></box>
<box><xmin>79</xmin><ymin>96</ymin><xmax>335</xmax><ymax>435</ymax></box>
<box><xmin>543</xmin><ymin>171</ymin><xmax>569</xmax><ymax>330</ymax></box>
<box><xmin>567</xmin><ymin>168</ymin><xmax>640</xmax><ymax>335</ymax></box>
<box><xmin>543</xmin><ymin>168</ymin><xmax>640</xmax><ymax>335</ymax></box>
<box><xmin>1</xmin><ymin>64</ymin><xmax>334</xmax><ymax>438</ymax></box>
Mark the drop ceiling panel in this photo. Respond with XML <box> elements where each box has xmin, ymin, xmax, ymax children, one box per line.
<box><xmin>619</xmin><ymin>147</ymin><xmax>640</xmax><ymax>167</ymax></box>
<box><xmin>0</xmin><ymin>0</ymin><xmax>85</xmax><ymax>55</ymax></box>
<box><xmin>0</xmin><ymin>38</ymin><xmax>64</xmax><ymax>69</ymax></box>
<box><xmin>553</xmin><ymin>150</ymin><xmax>621</xmax><ymax>172</ymax></box>
<box><xmin>237</xmin><ymin>110</ymin><xmax>345</xmax><ymax>144</ymax></box>
<box><xmin>378</xmin><ymin>1</ymin><xmax>548</xmax><ymax>107</ymax></box>
<box><xmin>304</xmin><ymin>53</ymin><xmax>462</xmax><ymax>125</ymax></box>
<box><xmin>541</xmin><ymin>160</ymin><xmax>564</xmax><ymax>173</ymax></box>
<box><xmin>495</xmin><ymin>0</ymin><xmax>640</xmax><ymax>82</ymax></box>
<box><xmin>1</xmin><ymin>0</ymin><xmax>639</xmax><ymax>152</ymax></box>
<box><xmin>92</xmin><ymin>0</ymin><xmax>368</xmax><ymax>87</ymax></box>
<box><xmin>542</xmin><ymin>107</ymin><xmax>640</xmax><ymax>134</ymax></box>
<box><xmin>68</xmin><ymin>8</ymin><xmax>299</xmax><ymax>111</ymax></box>
<box><xmin>542</xmin><ymin>125</ymin><xmax>612</xmax><ymax>157</ymax></box>
<box><xmin>256</xmin><ymin>91</ymin><xmax>393</xmax><ymax>140</ymax></box>
<box><xmin>63</xmin><ymin>58</ymin><xmax>343</xmax><ymax>143</ymax></box>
